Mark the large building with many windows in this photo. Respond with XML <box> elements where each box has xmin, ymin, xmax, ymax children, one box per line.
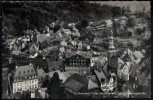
<box><xmin>12</xmin><ymin>64</ymin><xmax>39</xmax><ymax>94</ymax></box>
<box><xmin>64</xmin><ymin>51</ymin><xmax>92</xmax><ymax>76</ymax></box>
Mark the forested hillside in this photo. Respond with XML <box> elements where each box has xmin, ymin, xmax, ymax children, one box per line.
<box><xmin>2</xmin><ymin>1</ymin><xmax>130</xmax><ymax>36</ymax></box>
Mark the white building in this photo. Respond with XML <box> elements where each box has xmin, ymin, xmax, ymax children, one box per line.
<box><xmin>13</xmin><ymin>65</ymin><xmax>39</xmax><ymax>94</ymax></box>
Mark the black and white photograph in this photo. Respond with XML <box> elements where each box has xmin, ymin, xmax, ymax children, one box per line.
<box><xmin>1</xmin><ymin>0</ymin><xmax>151</xmax><ymax>99</ymax></box>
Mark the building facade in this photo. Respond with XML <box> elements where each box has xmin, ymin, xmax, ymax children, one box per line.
<box><xmin>13</xmin><ymin>65</ymin><xmax>39</xmax><ymax>94</ymax></box>
<box><xmin>65</xmin><ymin>51</ymin><xmax>91</xmax><ymax>75</ymax></box>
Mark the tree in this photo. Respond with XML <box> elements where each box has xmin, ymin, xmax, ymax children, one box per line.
<box><xmin>81</xmin><ymin>19</ymin><xmax>89</xmax><ymax>29</ymax></box>
<box><xmin>53</xmin><ymin>24</ymin><xmax>61</xmax><ymax>33</ymax></box>
<box><xmin>42</xmin><ymin>75</ymin><xmax>50</xmax><ymax>88</ymax></box>
<box><xmin>47</xmin><ymin>72</ymin><xmax>65</xmax><ymax>99</ymax></box>
<box><xmin>127</xmin><ymin>16</ymin><xmax>137</xmax><ymax>27</ymax></box>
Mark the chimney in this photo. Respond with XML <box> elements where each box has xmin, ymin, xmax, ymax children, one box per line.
<box><xmin>15</xmin><ymin>65</ymin><xmax>18</xmax><ymax>69</ymax></box>
<box><xmin>30</xmin><ymin>62</ymin><xmax>32</xmax><ymax>66</ymax></box>
<box><xmin>43</xmin><ymin>54</ymin><xmax>45</xmax><ymax>59</ymax></box>
<box><xmin>31</xmin><ymin>91</ymin><xmax>35</xmax><ymax>98</ymax></box>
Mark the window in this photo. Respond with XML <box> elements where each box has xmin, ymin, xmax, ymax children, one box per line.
<box><xmin>35</xmin><ymin>85</ymin><xmax>37</xmax><ymax>88</ymax></box>
<box><xmin>32</xmin><ymin>80</ymin><xmax>34</xmax><ymax>83</ymax></box>
<box><xmin>133</xmin><ymin>83</ymin><xmax>135</xmax><ymax>89</ymax></box>
<box><xmin>28</xmin><ymin>70</ymin><xmax>30</xmax><ymax>73</ymax></box>
<box><xmin>19</xmin><ymin>71</ymin><xmax>21</xmax><ymax>75</ymax></box>
<box><xmin>14</xmin><ymin>89</ymin><xmax>16</xmax><ymax>93</ymax></box>
<box><xmin>30</xmin><ymin>86</ymin><xmax>31</xmax><ymax>89</ymax></box>
<box><xmin>14</xmin><ymin>83</ymin><xmax>16</xmax><ymax>87</ymax></box>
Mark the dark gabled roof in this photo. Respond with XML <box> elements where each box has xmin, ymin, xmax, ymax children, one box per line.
<box><xmin>14</xmin><ymin>65</ymin><xmax>37</xmax><ymax>78</ymax></box>
<box><xmin>95</xmin><ymin>57</ymin><xmax>107</xmax><ymax>68</ymax></box>
<box><xmin>126</xmin><ymin>49</ymin><xmax>135</xmax><ymax>61</ymax></box>
<box><xmin>37</xmin><ymin>68</ymin><xmax>47</xmax><ymax>78</ymax></box>
<box><xmin>29</xmin><ymin>58</ymin><xmax>48</xmax><ymax>67</ymax></box>
<box><xmin>65</xmin><ymin>51</ymin><xmax>92</xmax><ymax>59</ymax></box>
<box><xmin>47</xmin><ymin>59</ymin><xmax>62</xmax><ymax>69</ymax></box>
<box><xmin>107</xmin><ymin>56</ymin><xmax>124</xmax><ymax>69</ymax></box>
<box><xmin>88</xmin><ymin>79</ymin><xmax>99</xmax><ymax>91</ymax></box>
<box><xmin>129</xmin><ymin>60</ymin><xmax>145</xmax><ymax>78</ymax></box>
<box><xmin>64</xmin><ymin>73</ymin><xmax>88</xmax><ymax>92</ymax></box>
<box><xmin>94</xmin><ymin>70</ymin><xmax>108</xmax><ymax>83</ymax></box>
<box><xmin>102</xmin><ymin>63</ymin><xmax>109</xmax><ymax>78</ymax></box>
<box><xmin>65</xmin><ymin>79</ymin><xmax>84</xmax><ymax>92</ymax></box>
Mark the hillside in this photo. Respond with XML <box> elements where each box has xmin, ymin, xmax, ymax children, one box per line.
<box><xmin>2</xmin><ymin>1</ymin><xmax>128</xmax><ymax>36</ymax></box>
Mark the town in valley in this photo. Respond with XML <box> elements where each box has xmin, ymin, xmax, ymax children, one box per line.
<box><xmin>2</xmin><ymin>1</ymin><xmax>151</xmax><ymax>99</ymax></box>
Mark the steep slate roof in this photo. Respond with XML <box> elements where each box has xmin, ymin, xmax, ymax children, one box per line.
<box><xmin>65</xmin><ymin>51</ymin><xmax>92</xmax><ymax>59</ymax></box>
<box><xmin>88</xmin><ymin>79</ymin><xmax>99</xmax><ymax>90</ymax></box>
<box><xmin>47</xmin><ymin>60</ymin><xmax>62</xmax><ymax>70</ymax></box>
<box><xmin>94</xmin><ymin>70</ymin><xmax>108</xmax><ymax>83</ymax></box>
<box><xmin>37</xmin><ymin>68</ymin><xmax>47</xmax><ymax>78</ymax></box>
<box><xmin>102</xmin><ymin>63</ymin><xmax>109</xmax><ymax>78</ymax></box>
<box><xmin>14</xmin><ymin>65</ymin><xmax>37</xmax><ymax>78</ymax></box>
<box><xmin>65</xmin><ymin>79</ymin><xmax>84</xmax><ymax>92</ymax></box>
<box><xmin>108</xmin><ymin>56</ymin><xmax>124</xmax><ymax>69</ymax></box>
<box><xmin>43</xmin><ymin>46</ymin><xmax>59</xmax><ymax>57</ymax></box>
<box><xmin>129</xmin><ymin>60</ymin><xmax>145</xmax><ymax>78</ymax></box>
<box><xmin>30</xmin><ymin>58</ymin><xmax>48</xmax><ymax>67</ymax></box>
<box><xmin>64</xmin><ymin>73</ymin><xmax>88</xmax><ymax>92</ymax></box>
<box><xmin>89</xmin><ymin>75</ymin><xmax>98</xmax><ymax>84</ymax></box>
<box><xmin>133</xmin><ymin>50</ymin><xmax>144</xmax><ymax>60</ymax></box>
<box><xmin>126</xmin><ymin>49</ymin><xmax>135</xmax><ymax>61</ymax></box>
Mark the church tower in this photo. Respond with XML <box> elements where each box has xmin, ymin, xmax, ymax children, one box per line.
<box><xmin>108</xmin><ymin>30</ymin><xmax>116</xmax><ymax>54</ymax></box>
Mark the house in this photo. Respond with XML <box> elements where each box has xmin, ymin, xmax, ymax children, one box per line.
<box><xmin>47</xmin><ymin>60</ymin><xmax>63</xmax><ymax>71</ymax></box>
<box><xmin>37</xmin><ymin>34</ymin><xmax>48</xmax><ymax>50</ymax></box>
<box><xmin>117</xmin><ymin>62</ymin><xmax>130</xmax><ymax>81</ymax></box>
<box><xmin>127</xmin><ymin>60</ymin><xmax>146</xmax><ymax>93</ymax></box>
<box><xmin>59</xmin><ymin>46</ymin><xmax>65</xmax><ymax>54</ymax></box>
<box><xmin>29</xmin><ymin>58</ymin><xmax>49</xmax><ymax>73</ymax></box>
<box><xmin>72</xmin><ymin>29</ymin><xmax>80</xmax><ymax>37</ymax></box>
<box><xmin>36</xmin><ymin>68</ymin><xmax>47</xmax><ymax>84</ymax></box>
<box><xmin>71</xmin><ymin>40</ymin><xmax>77</xmax><ymax>47</ymax></box>
<box><xmin>133</xmin><ymin>50</ymin><xmax>144</xmax><ymax>63</ymax></box>
<box><xmin>29</xmin><ymin>51</ymin><xmax>38</xmax><ymax>58</ymax></box>
<box><xmin>12</xmin><ymin>64</ymin><xmax>39</xmax><ymax>94</ymax></box>
<box><xmin>87</xmin><ymin>79</ymin><xmax>99</xmax><ymax>92</ymax></box>
<box><xmin>105</xmin><ymin>19</ymin><xmax>113</xmax><ymax>28</ymax></box>
<box><xmin>77</xmin><ymin>41</ymin><xmax>82</xmax><ymax>50</ymax></box>
<box><xmin>90</xmin><ymin>55</ymin><xmax>101</xmax><ymax>67</ymax></box>
<box><xmin>64</xmin><ymin>51</ymin><xmax>92</xmax><ymax>76</ymax></box>
<box><xmin>121</xmin><ymin>48</ymin><xmax>135</xmax><ymax>62</ymax></box>
<box><xmin>28</xmin><ymin>42</ymin><xmax>39</xmax><ymax>52</ymax></box>
<box><xmin>119</xmin><ymin>19</ymin><xmax>126</xmax><ymax>29</ymax></box>
<box><xmin>60</xmin><ymin>39</ymin><xmax>67</xmax><ymax>47</ymax></box>
<box><xmin>45</xmin><ymin>48</ymin><xmax>59</xmax><ymax>61</ymax></box>
<box><xmin>107</xmin><ymin>55</ymin><xmax>125</xmax><ymax>74</ymax></box>
<box><xmin>63</xmin><ymin>73</ymin><xmax>88</xmax><ymax>98</ymax></box>
<box><xmin>62</xmin><ymin>28</ymin><xmax>72</xmax><ymax>35</ymax></box>
<box><xmin>94</xmin><ymin>70</ymin><xmax>117</xmax><ymax>92</ymax></box>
